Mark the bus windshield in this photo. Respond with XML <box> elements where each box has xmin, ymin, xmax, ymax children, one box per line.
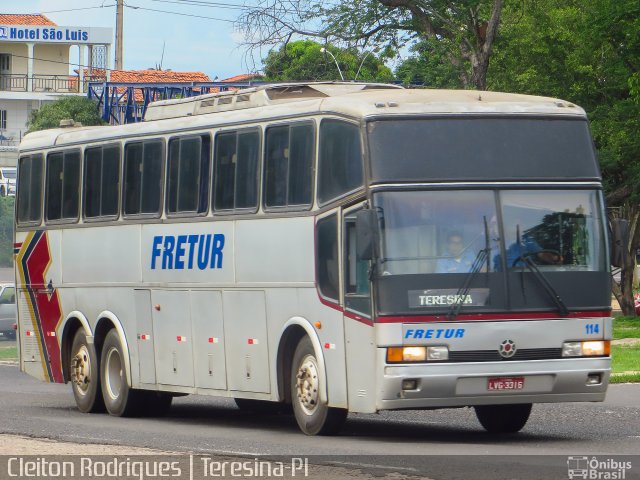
<box><xmin>372</xmin><ymin>189</ymin><xmax>608</xmax><ymax>314</ymax></box>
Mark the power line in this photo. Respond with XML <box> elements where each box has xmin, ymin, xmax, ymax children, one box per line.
<box><xmin>34</xmin><ymin>5</ymin><xmax>115</xmax><ymax>14</ymax></box>
<box><xmin>125</xmin><ymin>4</ymin><xmax>238</xmax><ymax>23</ymax></box>
<box><xmin>150</xmin><ymin>0</ymin><xmax>251</xmax><ymax>10</ymax></box>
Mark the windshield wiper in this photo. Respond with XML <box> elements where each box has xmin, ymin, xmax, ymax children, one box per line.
<box><xmin>513</xmin><ymin>255</ymin><xmax>569</xmax><ymax>317</ymax></box>
<box><xmin>447</xmin><ymin>217</ymin><xmax>491</xmax><ymax>321</ymax></box>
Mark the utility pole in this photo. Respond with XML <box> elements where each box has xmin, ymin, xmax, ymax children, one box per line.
<box><xmin>115</xmin><ymin>0</ymin><xmax>124</xmax><ymax>70</ymax></box>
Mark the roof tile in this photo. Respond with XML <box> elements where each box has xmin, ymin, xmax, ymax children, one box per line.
<box><xmin>109</xmin><ymin>69</ymin><xmax>212</xmax><ymax>83</ymax></box>
<box><xmin>0</xmin><ymin>14</ymin><xmax>57</xmax><ymax>26</ymax></box>
<box><xmin>220</xmin><ymin>73</ymin><xmax>262</xmax><ymax>82</ymax></box>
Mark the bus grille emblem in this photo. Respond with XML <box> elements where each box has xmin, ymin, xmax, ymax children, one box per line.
<box><xmin>499</xmin><ymin>339</ymin><xmax>517</xmax><ymax>358</ymax></box>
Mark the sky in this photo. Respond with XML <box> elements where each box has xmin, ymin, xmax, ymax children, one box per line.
<box><xmin>4</xmin><ymin>0</ymin><xmax>257</xmax><ymax>80</ymax></box>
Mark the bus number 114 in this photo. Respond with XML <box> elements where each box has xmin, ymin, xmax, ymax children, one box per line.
<box><xmin>586</xmin><ymin>324</ymin><xmax>599</xmax><ymax>335</ymax></box>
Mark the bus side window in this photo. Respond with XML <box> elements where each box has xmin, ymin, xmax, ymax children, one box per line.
<box><xmin>17</xmin><ymin>154</ymin><xmax>43</xmax><ymax>225</ymax></box>
<box><xmin>316</xmin><ymin>214</ymin><xmax>339</xmax><ymax>302</ymax></box>
<box><xmin>84</xmin><ymin>144</ymin><xmax>120</xmax><ymax>219</ymax></box>
<box><xmin>318</xmin><ymin>120</ymin><xmax>363</xmax><ymax>206</ymax></box>
<box><xmin>123</xmin><ymin>140</ymin><xmax>164</xmax><ymax>216</ymax></box>
<box><xmin>46</xmin><ymin>150</ymin><xmax>80</xmax><ymax>222</ymax></box>
<box><xmin>213</xmin><ymin>130</ymin><xmax>259</xmax><ymax>212</ymax></box>
<box><xmin>344</xmin><ymin>213</ymin><xmax>371</xmax><ymax>316</ymax></box>
<box><xmin>167</xmin><ymin>135</ymin><xmax>210</xmax><ymax>215</ymax></box>
<box><xmin>264</xmin><ymin>123</ymin><xmax>313</xmax><ymax>209</ymax></box>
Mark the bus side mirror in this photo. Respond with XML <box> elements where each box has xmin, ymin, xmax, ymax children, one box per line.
<box><xmin>356</xmin><ymin>209</ymin><xmax>379</xmax><ymax>261</ymax></box>
<box><xmin>611</xmin><ymin>218</ymin><xmax>629</xmax><ymax>268</ymax></box>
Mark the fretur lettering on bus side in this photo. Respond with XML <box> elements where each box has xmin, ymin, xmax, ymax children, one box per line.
<box><xmin>151</xmin><ymin>234</ymin><xmax>225</xmax><ymax>270</ymax></box>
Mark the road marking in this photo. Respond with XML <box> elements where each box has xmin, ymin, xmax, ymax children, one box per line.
<box><xmin>329</xmin><ymin>461</ymin><xmax>419</xmax><ymax>472</ymax></box>
<box><xmin>193</xmin><ymin>448</ymin><xmax>265</xmax><ymax>456</ymax></box>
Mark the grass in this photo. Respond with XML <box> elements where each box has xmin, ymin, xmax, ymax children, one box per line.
<box><xmin>612</xmin><ymin>316</ymin><xmax>640</xmax><ymax>340</ymax></box>
<box><xmin>0</xmin><ymin>345</ymin><xmax>17</xmax><ymax>361</ymax></box>
<box><xmin>611</xmin><ymin>316</ymin><xmax>640</xmax><ymax>383</ymax></box>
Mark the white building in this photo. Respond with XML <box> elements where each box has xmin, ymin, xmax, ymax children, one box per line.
<box><xmin>0</xmin><ymin>14</ymin><xmax>112</xmax><ymax>166</ymax></box>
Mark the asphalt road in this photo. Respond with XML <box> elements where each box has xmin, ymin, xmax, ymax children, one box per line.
<box><xmin>0</xmin><ymin>364</ymin><xmax>638</xmax><ymax>479</ymax></box>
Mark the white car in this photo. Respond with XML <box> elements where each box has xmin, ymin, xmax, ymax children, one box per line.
<box><xmin>0</xmin><ymin>283</ymin><xmax>16</xmax><ymax>339</ymax></box>
<box><xmin>0</xmin><ymin>167</ymin><xmax>16</xmax><ymax>197</ymax></box>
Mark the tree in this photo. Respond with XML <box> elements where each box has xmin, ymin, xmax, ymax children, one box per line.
<box><xmin>239</xmin><ymin>0</ymin><xmax>504</xmax><ymax>90</ymax></box>
<box><xmin>488</xmin><ymin>0</ymin><xmax>640</xmax><ymax>315</ymax></box>
<box><xmin>395</xmin><ymin>38</ymin><xmax>466</xmax><ymax>87</ymax></box>
<box><xmin>263</xmin><ymin>40</ymin><xmax>394</xmax><ymax>81</ymax></box>
<box><xmin>0</xmin><ymin>197</ymin><xmax>14</xmax><ymax>267</ymax></box>
<box><xmin>27</xmin><ymin>96</ymin><xmax>104</xmax><ymax>133</ymax></box>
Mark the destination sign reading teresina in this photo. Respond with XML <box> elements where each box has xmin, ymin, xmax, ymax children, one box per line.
<box><xmin>408</xmin><ymin>288</ymin><xmax>490</xmax><ymax>308</ymax></box>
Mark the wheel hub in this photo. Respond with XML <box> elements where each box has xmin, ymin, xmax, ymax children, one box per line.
<box><xmin>71</xmin><ymin>345</ymin><xmax>91</xmax><ymax>395</ymax></box>
<box><xmin>295</xmin><ymin>355</ymin><xmax>319</xmax><ymax>416</ymax></box>
<box><xmin>105</xmin><ymin>346</ymin><xmax>123</xmax><ymax>401</ymax></box>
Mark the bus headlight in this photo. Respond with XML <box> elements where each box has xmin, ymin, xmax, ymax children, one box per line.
<box><xmin>426</xmin><ymin>346</ymin><xmax>449</xmax><ymax>361</ymax></box>
<box><xmin>562</xmin><ymin>340</ymin><xmax>610</xmax><ymax>357</ymax></box>
<box><xmin>386</xmin><ymin>346</ymin><xmax>449</xmax><ymax>363</ymax></box>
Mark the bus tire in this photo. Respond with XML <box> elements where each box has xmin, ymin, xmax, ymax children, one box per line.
<box><xmin>100</xmin><ymin>329</ymin><xmax>143</xmax><ymax>417</ymax></box>
<box><xmin>70</xmin><ymin>329</ymin><xmax>105</xmax><ymax>413</ymax></box>
<box><xmin>0</xmin><ymin>185</ymin><xmax>5</xmax><ymax>196</ymax></box>
<box><xmin>474</xmin><ymin>403</ymin><xmax>532</xmax><ymax>433</ymax></box>
<box><xmin>291</xmin><ymin>336</ymin><xmax>347</xmax><ymax>435</ymax></box>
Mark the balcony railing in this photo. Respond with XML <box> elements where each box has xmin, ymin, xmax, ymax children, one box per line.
<box><xmin>0</xmin><ymin>129</ymin><xmax>24</xmax><ymax>148</ymax></box>
<box><xmin>0</xmin><ymin>74</ymin><xmax>105</xmax><ymax>93</ymax></box>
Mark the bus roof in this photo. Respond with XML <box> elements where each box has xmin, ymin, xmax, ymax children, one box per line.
<box><xmin>19</xmin><ymin>83</ymin><xmax>586</xmax><ymax>152</ymax></box>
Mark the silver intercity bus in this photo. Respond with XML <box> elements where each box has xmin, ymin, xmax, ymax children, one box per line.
<box><xmin>15</xmin><ymin>83</ymin><xmax>611</xmax><ymax>435</ymax></box>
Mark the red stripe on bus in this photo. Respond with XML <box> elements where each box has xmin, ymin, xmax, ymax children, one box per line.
<box><xmin>317</xmin><ymin>295</ymin><xmax>374</xmax><ymax>326</ymax></box>
<box><xmin>377</xmin><ymin>311</ymin><xmax>611</xmax><ymax>323</ymax></box>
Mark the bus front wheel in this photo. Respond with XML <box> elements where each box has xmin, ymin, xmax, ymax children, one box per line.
<box><xmin>70</xmin><ymin>329</ymin><xmax>105</xmax><ymax>413</ymax></box>
<box><xmin>474</xmin><ymin>403</ymin><xmax>532</xmax><ymax>433</ymax></box>
<box><xmin>290</xmin><ymin>336</ymin><xmax>346</xmax><ymax>435</ymax></box>
<box><xmin>100</xmin><ymin>329</ymin><xmax>143</xmax><ymax>416</ymax></box>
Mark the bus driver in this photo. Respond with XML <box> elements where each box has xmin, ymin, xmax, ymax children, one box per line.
<box><xmin>435</xmin><ymin>232</ymin><xmax>476</xmax><ymax>273</ymax></box>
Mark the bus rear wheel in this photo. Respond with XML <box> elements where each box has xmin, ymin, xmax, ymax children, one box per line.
<box><xmin>70</xmin><ymin>329</ymin><xmax>105</xmax><ymax>413</ymax></box>
<box><xmin>291</xmin><ymin>336</ymin><xmax>346</xmax><ymax>435</ymax></box>
<box><xmin>474</xmin><ymin>403</ymin><xmax>532</xmax><ymax>433</ymax></box>
<box><xmin>100</xmin><ymin>329</ymin><xmax>143</xmax><ymax>416</ymax></box>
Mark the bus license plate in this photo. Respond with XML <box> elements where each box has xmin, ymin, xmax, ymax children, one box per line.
<box><xmin>488</xmin><ymin>377</ymin><xmax>525</xmax><ymax>391</ymax></box>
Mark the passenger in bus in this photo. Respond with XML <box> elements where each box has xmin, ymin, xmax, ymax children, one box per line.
<box><xmin>435</xmin><ymin>232</ymin><xmax>476</xmax><ymax>273</ymax></box>
<box><xmin>494</xmin><ymin>225</ymin><xmax>562</xmax><ymax>270</ymax></box>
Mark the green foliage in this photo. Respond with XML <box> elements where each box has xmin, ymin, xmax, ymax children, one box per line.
<box><xmin>263</xmin><ymin>40</ymin><xmax>394</xmax><ymax>82</ymax></box>
<box><xmin>0</xmin><ymin>197</ymin><xmax>14</xmax><ymax>268</ymax></box>
<box><xmin>395</xmin><ymin>39</ymin><xmax>466</xmax><ymax>88</ymax></box>
<box><xmin>241</xmin><ymin>0</ymin><xmax>504</xmax><ymax>89</ymax></box>
<box><xmin>27</xmin><ymin>96</ymin><xmax>104</xmax><ymax>133</ymax></box>
<box><xmin>488</xmin><ymin>0</ymin><xmax>639</xmax><ymax>203</ymax></box>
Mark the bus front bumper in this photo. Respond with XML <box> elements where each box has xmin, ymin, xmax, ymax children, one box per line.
<box><xmin>378</xmin><ymin>356</ymin><xmax>610</xmax><ymax>410</ymax></box>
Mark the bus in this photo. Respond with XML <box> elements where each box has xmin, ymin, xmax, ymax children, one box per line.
<box><xmin>15</xmin><ymin>83</ymin><xmax>612</xmax><ymax>436</ymax></box>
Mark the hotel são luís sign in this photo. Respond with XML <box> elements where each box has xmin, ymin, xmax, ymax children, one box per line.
<box><xmin>0</xmin><ymin>25</ymin><xmax>111</xmax><ymax>45</ymax></box>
